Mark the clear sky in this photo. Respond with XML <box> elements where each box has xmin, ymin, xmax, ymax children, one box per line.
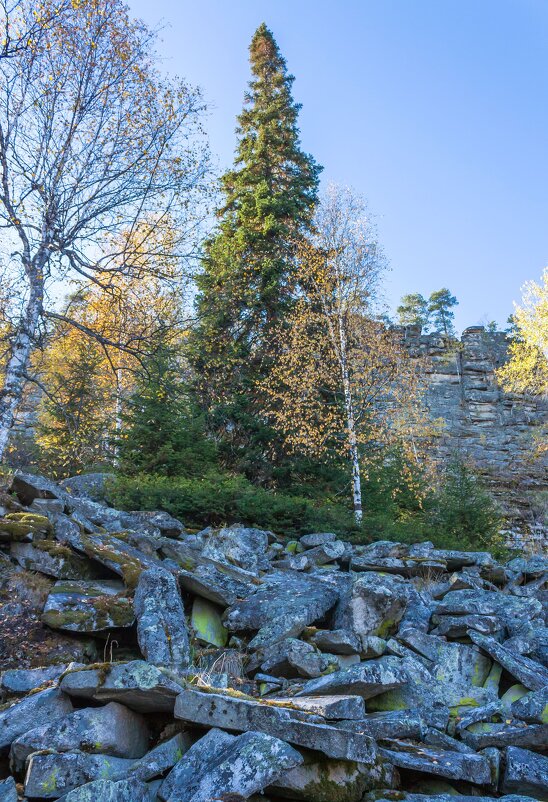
<box><xmin>128</xmin><ymin>0</ymin><xmax>548</xmax><ymax>334</ymax></box>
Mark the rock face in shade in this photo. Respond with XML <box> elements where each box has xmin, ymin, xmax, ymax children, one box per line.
<box><xmin>134</xmin><ymin>568</ymin><xmax>191</xmax><ymax>670</ymax></box>
<box><xmin>0</xmin><ymin>467</ymin><xmax>547</xmax><ymax>802</ymax></box>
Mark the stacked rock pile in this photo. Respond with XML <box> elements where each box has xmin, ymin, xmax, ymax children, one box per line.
<box><xmin>0</xmin><ymin>471</ymin><xmax>546</xmax><ymax>801</ymax></box>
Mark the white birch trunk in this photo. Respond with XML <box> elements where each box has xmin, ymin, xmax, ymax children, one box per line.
<box><xmin>0</xmin><ymin>280</ymin><xmax>42</xmax><ymax>461</ymax></box>
<box><xmin>337</xmin><ymin>316</ymin><xmax>363</xmax><ymax>524</ymax></box>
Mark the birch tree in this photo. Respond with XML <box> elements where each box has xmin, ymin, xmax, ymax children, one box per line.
<box><xmin>0</xmin><ymin>0</ymin><xmax>209</xmax><ymax>460</ymax></box>
<box><xmin>263</xmin><ymin>186</ymin><xmax>430</xmax><ymax>523</ymax></box>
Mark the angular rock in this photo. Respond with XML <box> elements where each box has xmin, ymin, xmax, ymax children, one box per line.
<box><xmin>0</xmin><ymin>511</ymin><xmax>52</xmax><ymax>542</ymax></box>
<box><xmin>501</xmin><ymin>746</ymin><xmax>548</xmax><ymax>799</ymax></box>
<box><xmin>11</xmin><ymin>701</ymin><xmax>149</xmax><ymax>772</ymax></box>
<box><xmin>512</xmin><ymin>686</ymin><xmax>548</xmax><ymax>724</ymax></box>
<box><xmin>134</xmin><ymin>568</ymin><xmax>191</xmax><ymax>670</ymax></box>
<box><xmin>309</xmin><ymin>628</ymin><xmax>362</xmax><ymax>655</ymax></box>
<box><xmin>174</xmin><ymin>687</ymin><xmax>379</xmax><ymax>763</ymax></box>
<box><xmin>459</xmin><ymin>720</ymin><xmax>548</xmax><ymax>750</ymax></box>
<box><xmin>0</xmin><ymin>686</ymin><xmax>72</xmax><ymax>751</ymax></box>
<box><xmin>177</xmin><ymin>561</ymin><xmax>257</xmax><ymax>607</ymax></box>
<box><xmin>224</xmin><ymin>569</ymin><xmax>339</xmax><ymax>648</ymax></box>
<box><xmin>59</xmin><ymin>472</ymin><xmax>114</xmax><ymax>503</ymax></box>
<box><xmin>1</xmin><ymin>663</ymin><xmax>73</xmax><ymax>694</ymax></box>
<box><xmin>201</xmin><ymin>525</ymin><xmax>271</xmax><ymax>574</ymax></box>
<box><xmin>250</xmin><ymin>637</ymin><xmax>327</xmax><ymax>679</ymax></box>
<box><xmin>431</xmin><ymin>613</ymin><xmax>502</xmax><ymax>638</ymax></box>
<box><xmin>128</xmin><ymin>733</ymin><xmax>192</xmax><ymax>782</ymax></box>
<box><xmin>469</xmin><ymin>631</ymin><xmax>548</xmax><ymax>691</ymax></box>
<box><xmin>334</xmin><ymin>573</ymin><xmax>408</xmax><ymax>639</ymax></box>
<box><xmin>58</xmin><ymin>777</ymin><xmax>156</xmax><ymax>802</ymax></box>
<box><xmin>164</xmin><ymin>730</ymin><xmax>302</xmax><ymax>802</ymax></box>
<box><xmin>79</xmin><ymin>532</ymin><xmax>165</xmax><ymax>587</ymax></box>
<box><xmin>129</xmin><ymin>510</ymin><xmax>184</xmax><ymax>538</ymax></box>
<box><xmin>435</xmin><ymin>589</ymin><xmax>543</xmax><ymax>635</ymax></box>
<box><xmin>10</xmin><ymin>541</ymin><xmax>99</xmax><ymax>579</ymax></box>
<box><xmin>298</xmin><ymin>540</ymin><xmax>346</xmax><ymax>568</ymax></box>
<box><xmin>295</xmin><ymin>656</ymin><xmax>408</xmax><ymax>699</ymax></box>
<box><xmin>190</xmin><ymin>597</ymin><xmax>228</xmax><ymax>647</ymax></box>
<box><xmin>24</xmin><ymin>751</ymin><xmax>134</xmax><ymax>798</ymax></box>
<box><xmin>159</xmin><ymin>728</ymin><xmax>236</xmax><ymax>802</ymax></box>
<box><xmin>379</xmin><ymin>740</ymin><xmax>492</xmax><ymax>785</ymax></box>
<box><xmin>0</xmin><ymin>778</ymin><xmax>16</xmax><ymax>802</ymax></box>
<box><xmin>337</xmin><ymin>706</ymin><xmax>449</xmax><ymax>740</ymax></box>
<box><xmin>60</xmin><ymin>661</ymin><xmax>184</xmax><ymax>712</ymax></box>
<box><xmin>42</xmin><ymin>579</ymin><xmax>134</xmax><ymax>633</ymax></box>
<box><xmin>273</xmin><ymin>695</ymin><xmax>366</xmax><ymax>720</ymax></box>
<box><xmin>11</xmin><ymin>471</ymin><xmax>64</xmax><ymax>505</ymax></box>
<box><xmin>270</xmin><ymin>755</ymin><xmax>394</xmax><ymax>802</ymax></box>
<box><xmin>300</xmin><ymin>532</ymin><xmax>337</xmax><ymax>548</ymax></box>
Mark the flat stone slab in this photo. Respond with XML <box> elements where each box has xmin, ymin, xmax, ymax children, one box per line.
<box><xmin>24</xmin><ymin>751</ymin><xmax>135</xmax><ymax>798</ymax></box>
<box><xmin>79</xmin><ymin>532</ymin><xmax>165</xmax><ymax>587</ymax></box>
<box><xmin>60</xmin><ymin>661</ymin><xmax>184</xmax><ymax>712</ymax></box>
<box><xmin>379</xmin><ymin>740</ymin><xmax>492</xmax><ymax>785</ymax></box>
<box><xmin>459</xmin><ymin>720</ymin><xmax>548</xmax><ymax>750</ymax></box>
<box><xmin>272</xmin><ymin>694</ymin><xmax>366</xmax><ymax>720</ymax></box>
<box><xmin>10</xmin><ymin>541</ymin><xmax>99</xmax><ymax>580</ymax></box>
<box><xmin>42</xmin><ymin>579</ymin><xmax>134</xmax><ymax>633</ymax></box>
<box><xmin>0</xmin><ymin>777</ymin><xmax>16</xmax><ymax>802</ymax></box>
<box><xmin>0</xmin><ymin>687</ymin><xmax>73</xmax><ymax>751</ymax></box>
<box><xmin>134</xmin><ymin>568</ymin><xmax>191</xmax><ymax>670</ymax></box>
<box><xmin>1</xmin><ymin>663</ymin><xmax>74</xmax><ymax>694</ymax></box>
<box><xmin>224</xmin><ymin>569</ymin><xmax>339</xmax><ymax>648</ymax></box>
<box><xmin>435</xmin><ymin>589</ymin><xmax>543</xmax><ymax>634</ymax></box>
<box><xmin>174</xmin><ymin>687</ymin><xmax>379</xmax><ymax>763</ymax></box>
<box><xmin>11</xmin><ymin>701</ymin><xmax>149</xmax><ymax>771</ymax></box>
<box><xmin>295</xmin><ymin>656</ymin><xmax>408</xmax><ymax>699</ymax></box>
<box><xmin>270</xmin><ymin>755</ymin><xmax>394</xmax><ymax>802</ymax></box>
<box><xmin>512</xmin><ymin>686</ymin><xmax>548</xmax><ymax>724</ymax></box>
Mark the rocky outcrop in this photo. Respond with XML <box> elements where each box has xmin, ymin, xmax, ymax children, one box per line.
<box><xmin>403</xmin><ymin>325</ymin><xmax>547</xmax><ymax>544</ymax></box>
<box><xmin>0</xmin><ymin>470</ymin><xmax>546</xmax><ymax>801</ymax></box>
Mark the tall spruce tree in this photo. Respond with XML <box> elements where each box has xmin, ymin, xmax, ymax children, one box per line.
<box><xmin>191</xmin><ymin>23</ymin><xmax>321</xmax><ymax>476</ymax></box>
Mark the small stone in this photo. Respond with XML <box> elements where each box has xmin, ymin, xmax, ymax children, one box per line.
<box><xmin>58</xmin><ymin>777</ymin><xmax>156</xmax><ymax>802</ymax></box>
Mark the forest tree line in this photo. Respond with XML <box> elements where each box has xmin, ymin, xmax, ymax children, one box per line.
<box><xmin>0</xmin><ymin>0</ymin><xmax>546</xmax><ymax>548</ymax></box>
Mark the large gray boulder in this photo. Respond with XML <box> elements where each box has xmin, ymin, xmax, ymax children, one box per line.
<box><xmin>24</xmin><ymin>751</ymin><xmax>135</xmax><ymax>798</ymax></box>
<box><xmin>501</xmin><ymin>746</ymin><xmax>548</xmax><ymax>798</ymax></box>
<box><xmin>295</xmin><ymin>656</ymin><xmax>408</xmax><ymax>699</ymax></box>
<box><xmin>174</xmin><ymin>687</ymin><xmax>379</xmax><ymax>763</ymax></box>
<box><xmin>1</xmin><ymin>663</ymin><xmax>74</xmax><ymax>694</ymax></box>
<box><xmin>0</xmin><ymin>778</ymin><xmax>16</xmax><ymax>802</ymax></box>
<box><xmin>42</xmin><ymin>579</ymin><xmax>134</xmax><ymax>633</ymax></box>
<box><xmin>435</xmin><ymin>589</ymin><xmax>543</xmax><ymax>635</ymax></box>
<box><xmin>224</xmin><ymin>569</ymin><xmax>339</xmax><ymax>648</ymax></box>
<box><xmin>334</xmin><ymin>573</ymin><xmax>409</xmax><ymax>639</ymax></box>
<box><xmin>128</xmin><ymin>733</ymin><xmax>192</xmax><ymax>782</ymax></box>
<box><xmin>134</xmin><ymin>568</ymin><xmax>191</xmax><ymax>671</ymax></box>
<box><xmin>200</xmin><ymin>524</ymin><xmax>271</xmax><ymax>574</ymax></box>
<box><xmin>512</xmin><ymin>686</ymin><xmax>548</xmax><ymax>724</ymax></box>
<box><xmin>378</xmin><ymin>741</ymin><xmax>492</xmax><ymax>785</ymax></box>
<box><xmin>60</xmin><ymin>661</ymin><xmax>184</xmax><ymax>712</ymax></box>
<box><xmin>0</xmin><ymin>687</ymin><xmax>73</xmax><ymax>751</ymax></box>
<box><xmin>161</xmin><ymin>729</ymin><xmax>302</xmax><ymax>802</ymax></box>
<box><xmin>469</xmin><ymin>631</ymin><xmax>548</xmax><ymax>690</ymax></box>
<box><xmin>10</xmin><ymin>701</ymin><xmax>149</xmax><ymax>771</ymax></box>
<box><xmin>270</xmin><ymin>755</ymin><xmax>395</xmax><ymax>802</ymax></box>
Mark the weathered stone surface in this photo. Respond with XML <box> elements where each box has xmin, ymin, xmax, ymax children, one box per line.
<box><xmin>469</xmin><ymin>631</ymin><xmax>548</xmax><ymax>690</ymax></box>
<box><xmin>201</xmin><ymin>525</ymin><xmax>271</xmax><ymax>574</ymax></box>
<box><xmin>512</xmin><ymin>686</ymin><xmax>548</xmax><ymax>724</ymax></box>
<box><xmin>11</xmin><ymin>471</ymin><xmax>64</xmax><ymax>505</ymax></box>
<box><xmin>42</xmin><ymin>579</ymin><xmax>134</xmax><ymax>633</ymax></box>
<box><xmin>273</xmin><ymin>695</ymin><xmax>366</xmax><ymax>720</ymax></box>
<box><xmin>431</xmin><ymin>613</ymin><xmax>502</xmax><ymax>638</ymax></box>
<box><xmin>158</xmin><ymin>728</ymin><xmax>235</xmax><ymax>802</ymax></box>
<box><xmin>128</xmin><ymin>733</ymin><xmax>192</xmax><ymax>782</ymax></box>
<box><xmin>298</xmin><ymin>540</ymin><xmax>345</xmax><ymax>568</ymax></box>
<box><xmin>24</xmin><ymin>751</ymin><xmax>135</xmax><ymax>798</ymax></box>
<box><xmin>309</xmin><ymin>628</ymin><xmax>362</xmax><ymax>655</ymax></box>
<box><xmin>270</xmin><ymin>755</ymin><xmax>394</xmax><ymax>802</ymax></box>
<box><xmin>295</xmin><ymin>656</ymin><xmax>408</xmax><ymax>699</ymax></box>
<box><xmin>134</xmin><ymin>568</ymin><xmax>191</xmax><ymax>670</ymax></box>
<box><xmin>79</xmin><ymin>532</ymin><xmax>165</xmax><ymax>587</ymax></box>
<box><xmin>334</xmin><ymin>573</ymin><xmax>409</xmax><ymax>639</ymax></box>
<box><xmin>337</xmin><ymin>707</ymin><xmax>449</xmax><ymax>740</ymax></box>
<box><xmin>0</xmin><ymin>777</ymin><xmax>16</xmax><ymax>802</ymax></box>
<box><xmin>10</xmin><ymin>541</ymin><xmax>98</xmax><ymax>579</ymax></box>
<box><xmin>300</xmin><ymin>532</ymin><xmax>337</xmax><ymax>548</ymax></box>
<box><xmin>1</xmin><ymin>663</ymin><xmax>73</xmax><ymax>694</ymax></box>
<box><xmin>435</xmin><ymin>589</ymin><xmax>543</xmax><ymax>634</ymax></box>
<box><xmin>166</xmin><ymin>730</ymin><xmax>302</xmax><ymax>802</ymax></box>
<box><xmin>0</xmin><ymin>687</ymin><xmax>73</xmax><ymax>751</ymax></box>
<box><xmin>191</xmin><ymin>597</ymin><xmax>228</xmax><ymax>647</ymax></box>
<box><xmin>58</xmin><ymin>473</ymin><xmax>114</xmax><ymax>503</ymax></box>
<box><xmin>224</xmin><ymin>569</ymin><xmax>339</xmax><ymax>648</ymax></box>
<box><xmin>177</xmin><ymin>561</ymin><xmax>257</xmax><ymax>606</ymax></box>
<box><xmin>58</xmin><ymin>777</ymin><xmax>156</xmax><ymax>802</ymax></box>
<box><xmin>174</xmin><ymin>687</ymin><xmax>379</xmax><ymax>763</ymax></box>
<box><xmin>250</xmin><ymin>637</ymin><xmax>327</xmax><ymax>678</ymax></box>
<box><xmin>11</xmin><ymin>701</ymin><xmax>149</xmax><ymax>771</ymax></box>
<box><xmin>459</xmin><ymin>720</ymin><xmax>548</xmax><ymax>750</ymax></box>
<box><xmin>501</xmin><ymin>746</ymin><xmax>548</xmax><ymax>798</ymax></box>
<box><xmin>379</xmin><ymin>740</ymin><xmax>492</xmax><ymax>784</ymax></box>
<box><xmin>60</xmin><ymin>661</ymin><xmax>184</xmax><ymax>712</ymax></box>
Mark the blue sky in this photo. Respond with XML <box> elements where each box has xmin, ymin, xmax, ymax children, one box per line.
<box><xmin>128</xmin><ymin>0</ymin><xmax>548</xmax><ymax>334</ymax></box>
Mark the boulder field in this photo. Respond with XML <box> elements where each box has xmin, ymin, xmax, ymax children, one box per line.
<box><xmin>0</xmin><ymin>470</ymin><xmax>546</xmax><ymax>801</ymax></box>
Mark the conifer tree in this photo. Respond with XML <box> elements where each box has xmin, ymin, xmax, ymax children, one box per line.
<box><xmin>428</xmin><ymin>288</ymin><xmax>458</xmax><ymax>336</ymax></box>
<box><xmin>191</xmin><ymin>23</ymin><xmax>321</xmax><ymax>474</ymax></box>
<box><xmin>397</xmin><ymin>293</ymin><xmax>430</xmax><ymax>329</ymax></box>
